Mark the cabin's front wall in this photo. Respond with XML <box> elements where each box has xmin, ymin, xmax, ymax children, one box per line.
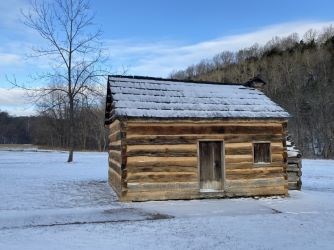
<box><xmin>108</xmin><ymin>119</ymin><xmax>288</xmax><ymax>201</ymax></box>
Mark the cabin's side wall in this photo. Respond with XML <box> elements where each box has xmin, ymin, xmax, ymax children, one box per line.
<box><xmin>108</xmin><ymin>119</ymin><xmax>127</xmax><ymax>198</ymax></box>
<box><xmin>117</xmin><ymin>119</ymin><xmax>288</xmax><ymax>201</ymax></box>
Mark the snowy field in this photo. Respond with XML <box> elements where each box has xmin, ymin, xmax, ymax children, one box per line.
<box><xmin>1</xmin><ymin>150</ymin><xmax>334</xmax><ymax>250</ymax></box>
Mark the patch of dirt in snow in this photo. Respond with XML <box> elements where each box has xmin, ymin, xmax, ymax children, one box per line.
<box><xmin>0</xmin><ymin>208</ymin><xmax>172</xmax><ymax>230</ymax></box>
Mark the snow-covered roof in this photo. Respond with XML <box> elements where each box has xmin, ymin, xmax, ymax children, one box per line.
<box><xmin>105</xmin><ymin>75</ymin><xmax>290</xmax><ymax>122</ymax></box>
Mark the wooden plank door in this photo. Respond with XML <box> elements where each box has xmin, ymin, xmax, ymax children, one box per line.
<box><xmin>199</xmin><ymin>141</ymin><xmax>224</xmax><ymax>191</ymax></box>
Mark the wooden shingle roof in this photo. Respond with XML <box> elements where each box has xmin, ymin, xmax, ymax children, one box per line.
<box><xmin>105</xmin><ymin>75</ymin><xmax>289</xmax><ymax>124</ymax></box>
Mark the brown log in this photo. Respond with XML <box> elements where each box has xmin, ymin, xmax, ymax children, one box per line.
<box><xmin>225</xmin><ymin>185</ymin><xmax>287</xmax><ymax>196</ymax></box>
<box><xmin>225</xmin><ymin>146</ymin><xmax>252</xmax><ymax>155</ymax></box>
<box><xmin>108</xmin><ymin>158</ymin><xmax>122</xmax><ymax>175</ymax></box>
<box><xmin>127</xmin><ymin>182</ymin><xmax>199</xmax><ymax>191</ymax></box>
<box><xmin>109</xmin><ymin>119</ymin><xmax>120</xmax><ymax>133</ymax></box>
<box><xmin>127</xmin><ymin>165</ymin><xmax>197</xmax><ymax>174</ymax></box>
<box><xmin>126</xmin><ymin>144</ymin><xmax>197</xmax><ymax>157</ymax></box>
<box><xmin>225</xmin><ymin>142</ymin><xmax>252</xmax><ymax>148</ymax></box>
<box><xmin>126</xmin><ymin>134</ymin><xmax>283</xmax><ymax>145</ymax></box>
<box><xmin>127</xmin><ymin>171</ymin><xmax>198</xmax><ymax>183</ymax></box>
<box><xmin>225</xmin><ymin>155</ymin><xmax>253</xmax><ymax>164</ymax></box>
<box><xmin>109</xmin><ymin>131</ymin><xmax>123</xmax><ymax>142</ymax></box>
<box><xmin>121</xmin><ymin>190</ymin><xmax>200</xmax><ymax>202</ymax></box>
<box><xmin>225</xmin><ymin>177</ymin><xmax>285</xmax><ymax>188</ymax></box>
<box><xmin>127</xmin><ymin>124</ymin><xmax>283</xmax><ymax>135</ymax></box>
<box><xmin>109</xmin><ymin>140</ymin><xmax>121</xmax><ymax>146</ymax></box>
<box><xmin>225</xmin><ymin>162</ymin><xmax>284</xmax><ymax>169</ymax></box>
<box><xmin>226</xmin><ymin>166</ymin><xmax>283</xmax><ymax>174</ymax></box>
<box><xmin>109</xmin><ymin>150</ymin><xmax>122</xmax><ymax>163</ymax></box>
<box><xmin>128</xmin><ymin>151</ymin><xmax>197</xmax><ymax>157</ymax></box>
<box><xmin>109</xmin><ymin>144</ymin><xmax>122</xmax><ymax>151</ymax></box>
<box><xmin>226</xmin><ymin>167</ymin><xmax>283</xmax><ymax>180</ymax></box>
<box><xmin>127</xmin><ymin>156</ymin><xmax>197</xmax><ymax>168</ymax></box>
<box><xmin>271</xmin><ymin>153</ymin><xmax>283</xmax><ymax>162</ymax></box>
<box><xmin>227</xmin><ymin>171</ymin><xmax>283</xmax><ymax>180</ymax></box>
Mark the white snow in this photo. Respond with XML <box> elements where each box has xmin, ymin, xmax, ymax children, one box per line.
<box><xmin>109</xmin><ymin>76</ymin><xmax>290</xmax><ymax>118</ymax></box>
<box><xmin>1</xmin><ymin>151</ymin><xmax>334</xmax><ymax>250</ymax></box>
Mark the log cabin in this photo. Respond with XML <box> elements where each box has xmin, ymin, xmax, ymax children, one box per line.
<box><xmin>104</xmin><ymin>75</ymin><xmax>290</xmax><ymax>201</ymax></box>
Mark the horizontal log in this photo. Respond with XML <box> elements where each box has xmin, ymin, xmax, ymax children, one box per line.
<box><xmin>225</xmin><ymin>155</ymin><xmax>253</xmax><ymax>164</ymax></box>
<box><xmin>121</xmin><ymin>185</ymin><xmax>287</xmax><ymax>201</ymax></box>
<box><xmin>108</xmin><ymin>158</ymin><xmax>122</xmax><ymax>175</ymax></box>
<box><xmin>225</xmin><ymin>177</ymin><xmax>285</xmax><ymax>188</ymax></box>
<box><xmin>127</xmin><ymin>124</ymin><xmax>283</xmax><ymax>135</ymax></box>
<box><xmin>226</xmin><ymin>161</ymin><xmax>284</xmax><ymax>169</ymax></box>
<box><xmin>288</xmin><ymin>181</ymin><xmax>302</xmax><ymax>190</ymax></box>
<box><xmin>226</xmin><ymin>166</ymin><xmax>283</xmax><ymax>174</ymax></box>
<box><xmin>288</xmin><ymin>174</ymin><xmax>301</xmax><ymax>182</ymax></box>
<box><xmin>225</xmin><ymin>185</ymin><xmax>287</xmax><ymax>196</ymax></box>
<box><xmin>127</xmin><ymin>144</ymin><xmax>197</xmax><ymax>157</ymax></box>
<box><xmin>271</xmin><ymin>153</ymin><xmax>283</xmax><ymax>162</ymax></box>
<box><xmin>127</xmin><ymin>171</ymin><xmax>198</xmax><ymax>183</ymax></box>
<box><xmin>109</xmin><ymin>119</ymin><xmax>120</xmax><ymax>133</ymax></box>
<box><xmin>109</xmin><ymin>140</ymin><xmax>121</xmax><ymax>146</ymax></box>
<box><xmin>225</xmin><ymin>146</ymin><xmax>252</xmax><ymax>155</ymax></box>
<box><xmin>271</xmin><ymin>142</ymin><xmax>284</xmax><ymax>147</ymax></box>
<box><xmin>226</xmin><ymin>167</ymin><xmax>283</xmax><ymax>180</ymax></box>
<box><xmin>226</xmin><ymin>162</ymin><xmax>254</xmax><ymax>169</ymax></box>
<box><xmin>109</xmin><ymin>131</ymin><xmax>124</xmax><ymax>142</ymax></box>
<box><xmin>271</xmin><ymin>145</ymin><xmax>284</xmax><ymax>153</ymax></box>
<box><xmin>127</xmin><ymin>156</ymin><xmax>197</xmax><ymax>168</ymax></box>
<box><xmin>109</xmin><ymin>144</ymin><xmax>122</xmax><ymax>151</ymax></box>
<box><xmin>227</xmin><ymin>172</ymin><xmax>283</xmax><ymax>180</ymax></box>
<box><xmin>121</xmin><ymin>190</ymin><xmax>200</xmax><ymax>202</ymax></box>
<box><xmin>109</xmin><ymin>150</ymin><xmax>122</xmax><ymax>163</ymax></box>
<box><xmin>287</xmin><ymin>167</ymin><xmax>302</xmax><ymax>174</ymax></box>
<box><xmin>225</xmin><ymin>143</ymin><xmax>253</xmax><ymax>156</ymax></box>
<box><xmin>127</xmin><ymin>165</ymin><xmax>197</xmax><ymax>174</ymax></box>
<box><xmin>127</xmin><ymin>152</ymin><xmax>197</xmax><ymax>157</ymax></box>
<box><xmin>127</xmin><ymin>144</ymin><xmax>197</xmax><ymax>152</ymax></box>
<box><xmin>126</xmin><ymin>134</ymin><xmax>283</xmax><ymax>145</ymax></box>
<box><xmin>225</xmin><ymin>142</ymin><xmax>252</xmax><ymax>148</ymax></box>
<box><xmin>127</xmin><ymin>182</ymin><xmax>199</xmax><ymax>191</ymax></box>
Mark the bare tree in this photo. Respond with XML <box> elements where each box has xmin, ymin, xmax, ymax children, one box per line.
<box><xmin>20</xmin><ymin>0</ymin><xmax>107</xmax><ymax>162</ymax></box>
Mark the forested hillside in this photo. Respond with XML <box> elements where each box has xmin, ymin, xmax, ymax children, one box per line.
<box><xmin>171</xmin><ymin>27</ymin><xmax>334</xmax><ymax>158</ymax></box>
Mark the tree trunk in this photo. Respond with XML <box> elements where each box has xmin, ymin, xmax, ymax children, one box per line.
<box><xmin>67</xmin><ymin>96</ymin><xmax>74</xmax><ymax>162</ymax></box>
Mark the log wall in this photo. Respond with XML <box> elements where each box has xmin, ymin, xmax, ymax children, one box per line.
<box><xmin>108</xmin><ymin>120</ymin><xmax>126</xmax><ymax>197</ymax></box>
<box><xmin>108</xmin><ymin>119</ymin><xmax>288</xmax><ymax>201</ymax></box>
<box><xmin>287</xmin><ymin>158</ymin><xmax>302</xmax><ymax>190</ymax></box>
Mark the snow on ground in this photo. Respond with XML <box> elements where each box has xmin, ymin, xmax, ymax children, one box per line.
<box><xmin>0</xmin><ymin>151</ymin><xmax>117</xmax><ymax>210</ymax></box>
<box><xmin>0</xmin><ymin>150</ymin><xmax>334</xmax><ymax>250</ymax></box>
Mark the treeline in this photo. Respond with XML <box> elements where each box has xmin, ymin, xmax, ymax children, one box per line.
<box><xmin>0</xmin><ymin>105</ymin><xmax>108</xmax><ymax>151</ymax></box>
<box><xmin>171</xmin><ymin>27</ymin><xmax>334</xmax><ymax>158</ymax></box>
<box><xmin>0</xmin><ymin>111</ymin><xmax>31</xmax><ymax>144</ymax></box>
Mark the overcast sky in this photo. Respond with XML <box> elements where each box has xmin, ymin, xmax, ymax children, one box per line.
<box><xmin>1</xmin><ymin>0</ymin><xmax>334</xmax><ymax>115</ymax></box>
